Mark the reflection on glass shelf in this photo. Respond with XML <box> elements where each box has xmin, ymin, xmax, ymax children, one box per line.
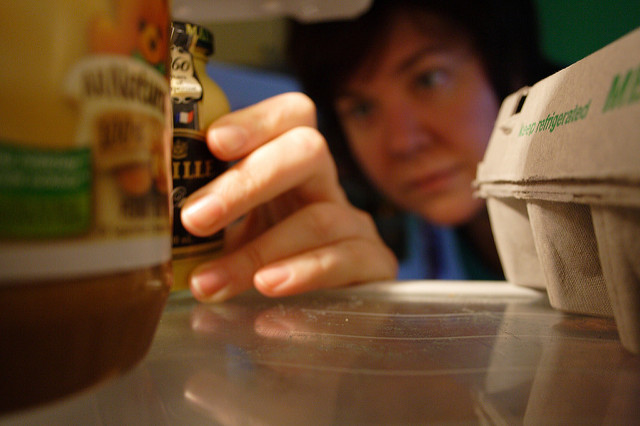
<box><xmin>3</xmin><ymin>281</ymin><xmax>639</xmax><ymax>425</ymax></box>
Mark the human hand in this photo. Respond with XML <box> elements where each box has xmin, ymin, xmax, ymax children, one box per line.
<box><xmin>180</xmin><ymin>92</ymin><xmax>397</xmax><ymax>302</ymax></box>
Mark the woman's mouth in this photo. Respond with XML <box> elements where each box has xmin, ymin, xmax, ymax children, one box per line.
<box><xmin>406</xmin><ymin>165</ymin><xmax>461</xmax><ymax>195</ymax></box>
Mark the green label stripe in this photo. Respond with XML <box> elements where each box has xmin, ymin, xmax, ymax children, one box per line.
<box><xmin>0</xmin><ymin>143</ymin><xmax>92</xmax><ymax>238</ymax></box>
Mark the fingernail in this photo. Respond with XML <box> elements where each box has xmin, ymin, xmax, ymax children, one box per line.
<box><xmin>181</xmin><ymin>194</ymin><xmax>224</xmax><ymax>235</ymax></box>
<box><xmin>255</xmin><ymin>265</ymin><xmax>292</xmax><ymax>291</ymax></box>
<box><xmin>191</xmin><ymin>266</ymin><xmax>231</xmax><ymax>302</ymax></box>
<box><xmin>209</xmin><ymin>125</ymin><xmax>248</xmax><ymax>156</ymax></box>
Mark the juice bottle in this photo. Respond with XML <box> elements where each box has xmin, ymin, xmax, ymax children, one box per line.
<box><xmin>170</xmin><ymin>21</ymin><xmax>230</xmax><ymax>290</ymax></box>
<box><xmin>0</xmin><ymin>0</ymin><xmax>172</xmax><ymax>413</ymax></box>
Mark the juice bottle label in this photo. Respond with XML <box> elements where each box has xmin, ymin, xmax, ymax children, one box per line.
<box><xmin>0</xmin><ymin>0</ymin><xmax>172</xmax><ymax>283</ymax></box>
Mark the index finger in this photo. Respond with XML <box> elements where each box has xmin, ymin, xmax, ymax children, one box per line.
<box><xmin>206</xmin><ymin>92</ymin><xmax>318</xmax><ymax>161</ymax></box>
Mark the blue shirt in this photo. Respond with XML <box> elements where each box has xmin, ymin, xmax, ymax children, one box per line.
<box><xmin>397</xmin><ymin>214</ymin><xmax>503</xmax><ymax>281</ymax></box>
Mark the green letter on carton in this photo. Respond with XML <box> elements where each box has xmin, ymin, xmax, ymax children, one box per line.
<box><xmin>603</xmin><ymin>65</ymin><xmax>640</xmax><ymax>112</ymax></box>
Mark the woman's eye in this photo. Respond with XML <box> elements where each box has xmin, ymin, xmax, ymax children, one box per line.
<box><xmin>338</xmin><ymin>101</ymin><xmax>374</xmax><ymax>122</ymax></box>
<box><xmin>349</xmin><ymin>102</ymin><xmax>373</xmax><ymax>118</ymax></box>
<box><xmin>415</xmin><ymin>69</ymin><xmax>447</xmax><ymax>90</ymax></box>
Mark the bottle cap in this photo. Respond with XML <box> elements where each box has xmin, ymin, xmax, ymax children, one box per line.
<box><xmin>171</xmin><ymin>21</ymin><xmax>214</xmax><ymax>57</ymax></box>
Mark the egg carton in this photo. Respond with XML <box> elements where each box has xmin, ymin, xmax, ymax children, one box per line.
<box><xmin>475</xmin><ymin>28</ymin><xmax>640</xmax><ymax>353</ymax></box>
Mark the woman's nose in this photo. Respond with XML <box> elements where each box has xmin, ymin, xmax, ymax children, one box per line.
<box><xmin>383</xmin><ymin>103</ymin><xmax>432</xmax><ymax>156</ymax></box>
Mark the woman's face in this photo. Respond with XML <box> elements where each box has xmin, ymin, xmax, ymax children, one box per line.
<box><xmin>334</xmin><ymin>13</ymin><xmax>499</xmax><ymax>226</ymax></box>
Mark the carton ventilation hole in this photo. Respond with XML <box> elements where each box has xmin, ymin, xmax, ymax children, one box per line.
<box><xmin>513</xmin><ymin>93</ymin><xmax>527</xmax><ymax>115</ymax></box>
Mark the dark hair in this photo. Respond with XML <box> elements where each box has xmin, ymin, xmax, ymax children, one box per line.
<box><xmin>285</xmin><ymin>0</ymin><xmax>558</xmax><ymax>256</ymax></box>
<box><xmin>288</xmin><ymin>0</ymin><xmax>555</xmax><ymax>107</ymax></box>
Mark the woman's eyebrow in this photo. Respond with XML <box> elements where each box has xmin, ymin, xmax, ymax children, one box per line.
<box><xmin>395</xmin><ymin>44</ymin><xmax>448</xmax><ymax>75</ymax></box>
<box><xmin>334</xmin><ymin>44</ymin><xmax>453</xmax><ymax>101</ymax></box>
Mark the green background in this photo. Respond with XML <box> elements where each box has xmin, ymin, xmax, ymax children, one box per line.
<box><xmin>536</xmin><ymin>0</ymin><xmax>640</xmax><ymax>65</ymax></box>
